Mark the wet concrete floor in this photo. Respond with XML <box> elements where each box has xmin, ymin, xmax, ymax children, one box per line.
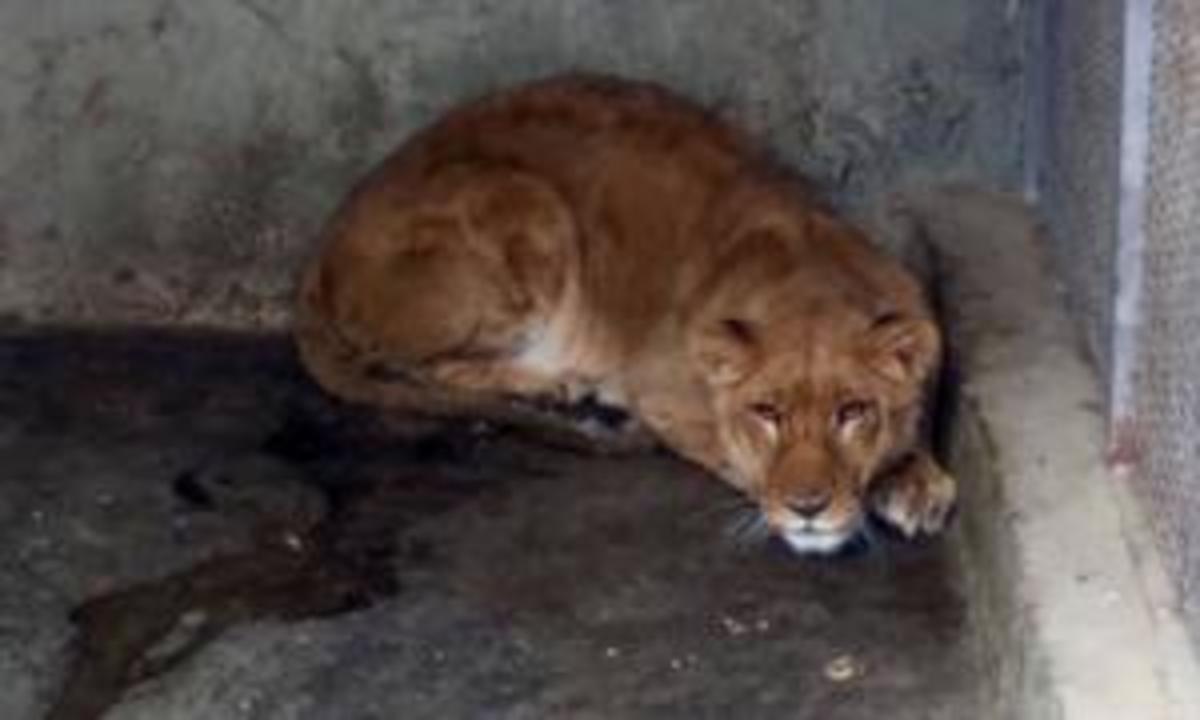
<box><xmin>0</xmin><ymin>330</ymin><xmax>979</xmax><ymax>719</ymax></box>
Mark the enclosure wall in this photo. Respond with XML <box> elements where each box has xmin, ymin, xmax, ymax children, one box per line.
<box><xmin>0</xmin><ymin>0</ymin><xmax>1023</xmax><ymax>330</ymax></box>
<box><xmin>1129</xmin><ymin>0</ymin><xmax>1200</xmax><ymax>647</ymax></box>
<box><xmin>1035</xmin><ymin>0</ymin><xmax>1124</xmax><ymax>375</ymax></box>
<box><xmin>1037</xmin><ymin>0</ymin><xmax>1200</xmax><ymax>649</ymax></box>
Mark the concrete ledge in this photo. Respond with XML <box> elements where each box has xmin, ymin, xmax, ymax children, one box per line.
<box><xmin>905</xmin><ymin>188</ymin><xmax>1200</xmax><ymax>719</ymax></box>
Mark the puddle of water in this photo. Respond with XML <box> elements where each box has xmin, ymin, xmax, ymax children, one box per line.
<box><xmin>46</xmin><ymin>423</ymin><xmax>498</xmax><ymax>720</ymax></box>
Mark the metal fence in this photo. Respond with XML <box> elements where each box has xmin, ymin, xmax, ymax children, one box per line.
<box><xmin>1037</xmin><ymin>0</ymin><xmax>1200</xmax><ymax>649</ymax></box>
<box><xmin>1037</xmin><ymin>0</ymin><xmax>1124</xmax><ymax>376</ymax></box>
<box><xmin>1131</xmin><ymin>0</ymin><xmax>1200</xmax><ymax>645</ymax></box>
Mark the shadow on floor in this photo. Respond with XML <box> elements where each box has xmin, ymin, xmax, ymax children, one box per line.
<box><xmin>0</xmin><ymin>329</ymin><xmax>978</xmax><ymax>720</ymax></box>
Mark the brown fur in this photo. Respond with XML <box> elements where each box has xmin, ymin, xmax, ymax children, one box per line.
<box><xmin>295</xmin><ymin>74</ymin><xmax>956</xmax><ymax>553</ymax></box>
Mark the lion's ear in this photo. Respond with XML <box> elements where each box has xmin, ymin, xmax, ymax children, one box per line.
<box><xmin>862</xmin><ymin>313</ymin><xmax>940</xmax><ymax>388</ymax></box>
<box><xmin>690</xmin><ymin>317</ymin><xmax>761</xmax><ymax>386</ymax></box>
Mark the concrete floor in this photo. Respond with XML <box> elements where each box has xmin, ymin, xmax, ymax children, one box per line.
<box><xmin>0</xmin><ymin>330</ymin><xmax>979</xmax><ymax>719</ymax></box>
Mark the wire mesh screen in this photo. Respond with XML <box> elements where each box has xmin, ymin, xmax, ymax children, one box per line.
<box><xmin>1038</xmin><ymin>0</ymin><xmax>1124</xmax><ymax>376</ymax></box>
<box><xmin>1041</xmin><ymin>0</ymin><xmax>1200</xmax><ymax>648</ymax></box>
<box><xmin>1131</xmin><ymin>0</ymin><xmax>1200</xmax><ymax>643</ymax></box>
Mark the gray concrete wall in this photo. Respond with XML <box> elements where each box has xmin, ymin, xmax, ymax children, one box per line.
<box><xmin>0</xmin><ymin>0</ymin><xmax>1025</xmax><ymax>331</ymax></box>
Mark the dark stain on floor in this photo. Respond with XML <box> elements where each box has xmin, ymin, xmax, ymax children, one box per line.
<box><xmin>0</xmin><ymin>329</ymin><xmax>979</xmax><ymax>720</ymax></box>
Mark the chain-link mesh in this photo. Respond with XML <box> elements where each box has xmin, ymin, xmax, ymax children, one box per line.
<box><xmin>1038</xmin><ymin>0</ymin><xmax>1124</xmax><ymax>376</ymax></box>
<box><xmin>1131</xmin><ymin>0</ymin><xmax>1200</xmax><ymax>645</ymax></box>
<box><xmin>1041</xmin><ymin>0</ymin><xmax>1200</xmax><ymax>649</ymax></box>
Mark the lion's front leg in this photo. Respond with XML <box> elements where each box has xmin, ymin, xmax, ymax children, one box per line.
<box><xmin>869</xmin><ymin>450</ymin><xmax>957</xmax><ymax>538</ymax></box>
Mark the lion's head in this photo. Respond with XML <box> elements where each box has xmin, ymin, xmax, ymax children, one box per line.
<box><xmin>687</xmin><ymin>222</ymin><xmax>941</xmax><ymax>554</ymax></box>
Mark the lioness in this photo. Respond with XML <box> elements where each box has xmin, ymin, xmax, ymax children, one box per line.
<box><xmin>295</xmin><ymin>74</ymin><xmax>955</xmax><ymax>554</ymax></box>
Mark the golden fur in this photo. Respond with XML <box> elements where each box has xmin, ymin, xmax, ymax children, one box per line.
<box><xmin>295</xmin><ymin>74</ymin><xmax>956</xmax><ymax>553</ymax></box>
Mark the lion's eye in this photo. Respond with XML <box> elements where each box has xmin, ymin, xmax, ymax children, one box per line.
<box><xmin>835</xmin><ymin>400</ymin><xmax>874</xmax><ymax>428</ymax></box>
<box><xmin>748</xmin><ymin>402</ymin><xmax>783</xmax><ymax>425</ymax></box>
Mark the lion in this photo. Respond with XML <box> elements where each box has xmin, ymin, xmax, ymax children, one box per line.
<box><xmin>294</xmin><ymin>74</ymin><xmax>956</xmax><ymax>554</ymax></box>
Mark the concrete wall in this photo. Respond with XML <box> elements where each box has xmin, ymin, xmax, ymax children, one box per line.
<box><xmin>0</xmin><ymin>0</ymin><xmax>1025</xmax><ymax>330</ymax></box>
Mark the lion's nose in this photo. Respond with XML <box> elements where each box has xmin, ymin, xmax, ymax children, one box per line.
<box><xmin>786</xmin><ymin>491</ymin><xmax>832</xmax><ymax>519</ymax></box>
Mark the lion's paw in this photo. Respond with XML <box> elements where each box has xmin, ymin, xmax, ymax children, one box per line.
<box><xmin>870</xmin><ymin>454</ymin><xmax>957</xmax><ymax>538</ymax></box>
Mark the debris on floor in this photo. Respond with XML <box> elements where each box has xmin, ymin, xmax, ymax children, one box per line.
<box><xmin>823</xmin><ymin>654</ymin><xmax>866</xmax><ymax>683</ymax></box>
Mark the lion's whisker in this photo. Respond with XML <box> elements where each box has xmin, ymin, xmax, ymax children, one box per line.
<box><xmin>720</xmin><ymin>507</ymin><xmax>754</xmax><ymax>538</ymax></box>
<box><xmin>722</xmin><ymin>506</ymin><xmax>771</xmax><ymax>550</ymax></box>
<box><xmin>721</xmin><ymin>507</ymin><xmax>755</xmax><ymax>540</ymax></box>
<box><xmin>858</xmin><ymin>519</ymin><xmax>881</xmax><ymax>550</ymax></box>
<box><xmin>698</xmin><ymin>495</ymin><xmax>756</xmax><ymax>521</ymax></box>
